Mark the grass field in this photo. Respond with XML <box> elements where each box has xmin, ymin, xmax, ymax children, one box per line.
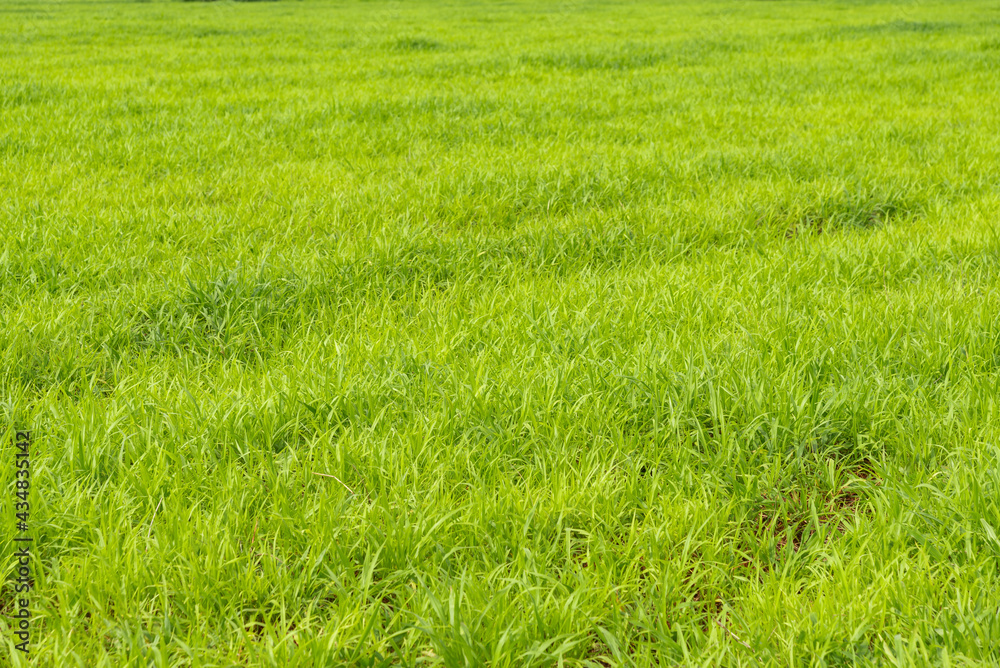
<box><xmin>3</xmin><ymin>0</ymin><xmax>1000</xmax><ymax>665</ymax></box>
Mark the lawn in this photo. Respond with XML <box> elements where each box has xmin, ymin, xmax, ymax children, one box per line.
<box><xmin>2</xmin><ymin>0</ymin><xmax>1000</xmax><ymax>665</ymax></box>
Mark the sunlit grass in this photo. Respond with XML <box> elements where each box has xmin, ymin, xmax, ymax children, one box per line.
<box><xmin>2</xmin><ymin>0</ymin><xmax>1000</xmax><ymax>665</ymax></box>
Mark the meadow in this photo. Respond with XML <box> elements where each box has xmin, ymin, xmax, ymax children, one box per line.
<box><xmin>3</xmin><ymin>0</ymin><xmax>1000</xmax><ymax>664</ymax></box>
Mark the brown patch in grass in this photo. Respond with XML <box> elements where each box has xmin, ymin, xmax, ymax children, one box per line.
<box><xmin>738</xmin><ymin>461</ymin><xmax>881</xmax><ymax>575</ymax></box>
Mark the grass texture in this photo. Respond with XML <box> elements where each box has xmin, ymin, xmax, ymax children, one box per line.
<box><xmin>3</xmin><ymin>0</ymin><xmax>1000</xmax><ymax>665</ymax></box>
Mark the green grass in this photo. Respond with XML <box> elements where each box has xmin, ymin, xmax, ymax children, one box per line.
<box><xmin>3</xmin><ymin>0</ymin><xmax>1000</xmax><ymax>665</ymax></box>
